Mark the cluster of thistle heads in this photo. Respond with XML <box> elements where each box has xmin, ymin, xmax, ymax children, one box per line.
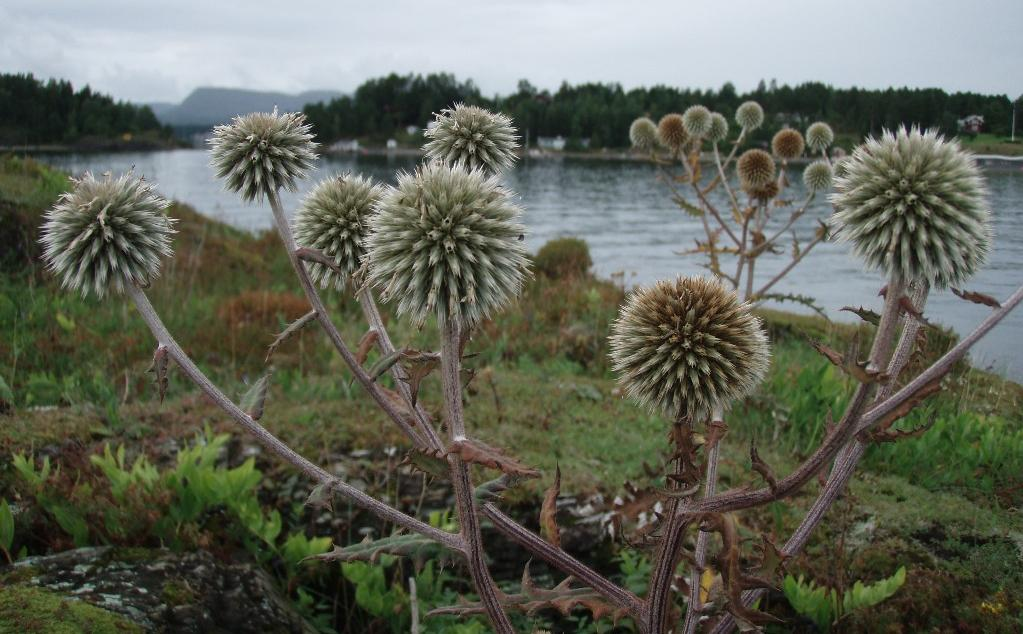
<box><xmin>40</xmin><ymin>100</ymin><xmax>992</xmax><ymax>425</ymax></box>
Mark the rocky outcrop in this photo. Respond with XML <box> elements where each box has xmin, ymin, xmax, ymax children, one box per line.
<box><xmin>2</xmin><ymin>547</ymin><xmax>315</xmax><ymax>633</ymax></box>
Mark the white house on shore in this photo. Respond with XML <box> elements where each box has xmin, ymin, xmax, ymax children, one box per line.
<box><xmin>330</xmin><ymin>139</ymin><xmax>360</xmax><ymax>152</ymax></box>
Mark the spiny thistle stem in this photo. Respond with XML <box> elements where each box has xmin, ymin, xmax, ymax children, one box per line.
<box><xmin>481</xmin><ymin>502</ymin><xmax>647</xmax><ymax>621</ymax></box>
<box><xmin>356</xmin><ymin>287</ymin><xmax>445</xmax><ymax>451</ymax></box>
<box><xmin>124</xmin><ymin>284</ymin><xmax>463</xmax><ymax>552</ymax></box>
<box><xmin>682</xmin><ymin>407</ymin><xmax>724</xmax><ymax>634</ymax></box>
<box><xmin>712</xmin><ymin>283</ymin><xmax>931</xmax><ymax>634</ymax></box>
<box><xmin>440</xmin><ymin>317</ymin><xmax>515</xmax><ymax>633</ymax></box>
<box><xmin>267</xmin><ymin>191</ymin><xmax>429</xmax><ymax>448</ymax></box>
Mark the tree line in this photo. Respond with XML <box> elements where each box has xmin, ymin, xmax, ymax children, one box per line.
<box><xmin>0</xmin><ymin>73</ymin><xmax>172</xmax><ymax>146</ymax></box>
<box><xmin>304</xmin><ymin>72</ymin><xmax>1019</xmax><ymax>148</ymax></box>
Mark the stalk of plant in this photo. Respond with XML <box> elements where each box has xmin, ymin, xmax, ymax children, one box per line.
<box><xmin>41</xmin><ymin>107</ymin><xmax>1020</xmax><ymax>634</ymax></box>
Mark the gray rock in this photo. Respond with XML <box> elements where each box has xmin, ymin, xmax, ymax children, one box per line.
<box><xmin>9</xmin><ymin>546</ymin><xmax>315</xmax><ymax>634</ymax></box>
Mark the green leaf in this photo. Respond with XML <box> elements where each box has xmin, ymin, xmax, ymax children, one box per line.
<box><xmin>0</xmin><ymin>498</ymin><xmax>14</xmax><ymax>552</ymax></box>
<box><xmin>55</xmin><ymin>312</ymin><xmax>76</xmax><ymax>332</ymax></box>
<box><xmin>240</xmin><ymin>371</ymin><xmax>273</xmax><ymax>421</ymax></box>
<box><xmin>309</xmin><ymin>533</ymin><xmax>454</xmax><ymax>568</ymax></box>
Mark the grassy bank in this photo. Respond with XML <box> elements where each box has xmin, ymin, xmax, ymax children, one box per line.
<box><xmin>2</xmin><ymin>155</ymin><xmax>1021</xmax><ymax>632</ymax></box>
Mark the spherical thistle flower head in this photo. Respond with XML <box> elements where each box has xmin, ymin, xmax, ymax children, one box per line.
<box><xmin>772</xmin><ymin>128</ymin><xmax>805</xmax><ymax>160</ymax></box>
<box><xmin>682</xmin><ymin>105</ymin><xmax>713</xmax><ymax>138</ymax></box>
<box><xmin>735</xmin><ymin>101</ymin><xmax>764</xmax><ymax>131</ymax></box>
<box><xmin>707</xmin><ymin>112</ymin><xmax>729</xmax><ymax>143</ymax></box>
<box><xmin>365</xmin><ymin>162</ymin><xmax>530</xmax><ymax>328</ymax></box>
<box><xmin>830</xmin><ymin>125</ymin><xmax>990</xmax><ymax>286</ymax></box>
<box><xmin>830</xmin><ymin>127</ymin><xmax>992</xmax><ymax>288</ymax></box>
<box><xmin>423</xmin><ymin>103</ymin><xmax>518</xmax><ymax>174</ymax></box>
<box><xmin>40</xmin><ymin>171</ymin><xmax>175</xmax><ymax>298</ymax></box>
<box><xmin>629</xmin><ymin>117</ymin><xmax>658</xmax><ymax>151</ymax></box>
<box><xmin>209</xmin><ymin>108</ymin><xmax>318</xmax><ymax>202</ymax></box>
<box><xmin>737</xmin><ymin>149</ymin><xmax>776</xmax><ymax>189</ymax></box>
<box><xmin>609</xmin><ymin>276</ymin><xmax>769</xmax><ymax>421</ymax></box>
<box><xmin>745</xmin><ymin>180</ymin><xmax>780</xmax><ymax>203</ymax></box>
<box><xmin>293</xmin><ymin>173</ymin><xmax>382</xmax><ymax>291</ymax></box>
<box><xmin>657</xmin><ymin>113</ymin><xmax>688</xmax><ymax>152</ymax></box>
<box><xmin>803</xmin><ymin>160</ymin><xmax>834</xmax><ymax>191</ymax></box>
<box><xmin>806</xmin><ymin>122</ymin><xmax>834</xmax><ymax>152</ymax></box>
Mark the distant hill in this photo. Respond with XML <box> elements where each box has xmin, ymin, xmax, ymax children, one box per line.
<box><xmin>151</xmin><ymin>87</ymin><xmax>343</xmax><ymax>127</ymax></box>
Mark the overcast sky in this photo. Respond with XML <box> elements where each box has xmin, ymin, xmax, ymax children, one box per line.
<box><xmin>2</xmin><ymin>0</ymin><xmax>1020</xmax><ymax>104</ymax></box>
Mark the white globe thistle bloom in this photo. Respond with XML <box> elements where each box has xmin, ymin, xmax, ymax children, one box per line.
<box><xmin>735</xmin><ymin>101</ymin><xmax>765</xmax><ymax>131</ymax></box>
<box><xmin>423</xmin><ymin>103</ymin><xmax>518</xmax><ymax>174</ymax></box>
<box><xmin>40</xmin><ymin>171</ymin><xmax>175</xmax><ymax>297</ymax></box>
<box><xmin>209</xmin><ymin>108</ymin><xmax>318</xmax><ymax>202</ymax></box>
<box><xmin>707</xmin><ymin>112</ymin><xmax>730</xmax><ymax>143</ymax></box>
<box><xmin>682</xmin><ymin>105</ymin><xmax>713</xmax><ymax>138</ymax></box>
<box><xmin>830</xmin><ymin>127</ymin><xmax>992</xmax><ymax>288</ymax></box>
<box><xmin>629</xmin><ymin>117</ymin><xmax>658</xmax><ymax>151</ymax></box>
<box><xmin>293</xmin><ymin>173</ymin><xmax>382</xmax><ymax>291</ymax></box>
<box><xmin>803</xmin><ymin>160</ymin><xmax>834</xmax><ymax>191</ymax></box>
<box><xmin>806</xmin><ymin>122</ymin><xmax>835</xmax><ymax>152</ymax></box>
<box><xmin>365</xmin><ymin>163</ymin><xmax>530</xmax><ymax>327</ymax></box>
<box><xmin>610</xmin><ymin>276</ymin><xmax>769</xmax><ymax>421</ymax></box>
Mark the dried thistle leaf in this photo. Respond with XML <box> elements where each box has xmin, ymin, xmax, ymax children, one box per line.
<box><xmin>266</xmin><ymin>310</ymin><xmax>317</xmax><ymax>362</ymax></box>
<box><xmin>147</xmin><ymin>344</ymin><xmax>170</xmax><ymax>403</ymax></box>
<box><xmin>399</xmin><ymin>350</ymin><xmax>440</xmax><ymax>405</ymax></box>
<box><xmin>951</xmin><ymin>287</ymin><xmax>1000</xmax><ymax>308</ymax></box>
<box><xmin>295</xmin><ymin>246</ymin><xmax>348</xmax><ymax>279</ymax></box>
<box><xmin>366</xmin><ymin>348</ymin><xmax>405</xmax><ymax>383</ymax></box>
<box><xmin>446</xmin><ymin>439</ymin><xmax>540</xmax><ymax>479</ymax></box>
<box><xmin>808</xmin><ymin>339</ymin><xmax>844</xmax><ymax>367</ymax></box>
<box><xmin>241</xmin><ymin>371</ymin><xmax>273</xmax><ymax>421</ymax></box>
<box><xmin>808</xmin><ymin>339</ymin><xmax>889</xmax><ymax>384</ymax></box>
<box><xmin>867</xmin><ymin>418</ymin><xmax>936</xmax><ymax>444</ymax></box>
<box><xmin>839</xmin><ymin>305</ymin><xmax>881</xmax><ymax>326</ymax></box>
<box><xmin>749</xmin><ymin>443</ymin><xmax>777</xmax><ymax>492</ymax></box>
<box><xmin>898</xmin><ymin>296</ymin><xmax>933</xmax><ymax>326</ymax></box>
<box><xmin>866</xmin><ymin>377</ymin><xmax>944</xmax><ymax>437</ymax></box>
<box><xmin>540</xmin><ymin>465</ymin><xmax>562</xmax><ymax>548</ymax></box>
<box><xmin>355</xmin><ymin>328</ymin><xmax>380</xmax><ymax>366</ymax></box>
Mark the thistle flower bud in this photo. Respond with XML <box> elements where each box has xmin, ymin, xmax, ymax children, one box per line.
<box><xmin>629</xmin><ymin>117</ymin><xmax>658</xmax><ymax>151</ymax></box>
<box><xmin>735</xmin><ymin>101</ymin><xmax>764</xmax><ymax>131</ymax></box>
<box><xmin>802</xmin><ymin>160</ymin><xmax>833</xmax><ymax>191</ymax></box>
<box><xmin>423</xmin><ymin>103</ymin><xmax>518</xmax><ymax>174</ymax></box>
<box><xmin>209</xmin><ymin>108</ymin><xmax>318</xmax><ymax>202</ymax></box>
<box><xmin>682</xmin><ymin>105</ymin><xmax>713</xmax><ymax>138</ymax></box>
<box><xmin>707</xmin><ymin>112</ymin><xmax>729</xmax><ymax>143</ymax></box>
<box><xmin>830</xmin><ymin>127</ymin><xmax>991</xmax><ymax>288</ymax></box>
<box><xmin>40</xmin><ymin>171</ymin><xmax>175</xmax><ymax>297</ymax></box>
<box><xmin>657</xmin><ymin>114</ymin><xmax>688</xmax><ymax>152</ymax></box>
<box><xmin>293</xmin><ymin>173</ymin><xmax>382</xmax><ymax>291</ymax></box>
<box><xmin>772</xmin><ymin>128</ymin><xmax>805</xmax><ymax>160</ymax></box>
<box><xmin>609</xmin><ymin>276</ymin><xmax>769</xmax><ymax>421</ymax></box>
<box><xmin>737</xmin><ymin>149</ymin><xmax>776</xmax><ymax>189</ymax></box>
<box><xmin>365</xmin><ymin>163</ymin><xmax>529</xmax><ymax>327</ymax></box>
<box><xmin>805</xmin><ymin>122</ymin><xmax>834</xmax><ymax>152</ymax></box>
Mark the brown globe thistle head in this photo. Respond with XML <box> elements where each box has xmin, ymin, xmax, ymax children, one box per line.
<box><xmin>610</xmin><ymin>276</ymin><xmax>769</xmax><ymax>421</ymax></box>
<box><xmin>737</xmin><ymin>149</ymin><xmax>776</xmax><ymax>189</ymax></box>
<box><xmin>772</xmin><ymin>128</ymin><xmax>805</xmax><ymax>160</ymax></box>
<box><xmin>745</xmin><ymin>180</ymin><xmax>780</xmax><ymax>203</ymax></box>
<box><xmin>629</xmin><ymin>117</ymin><xmax>658</xmax><ymax>151</ymax></box>
<box><xmin>806</xmin><ymin>122</ymin><xmax>835</xmax><ymax>152</ymax></box>
<box><xmin>365</xmin><ymin>162</ymin><xmax>530</xmax><ymax>328</ymax></box>
<box><xmin>657</xmin><ymin>113</ymin><xmax>688</xmax><ymax>152</ymax></box>
<box><xmin>209</xmin><ymin>108</ymin><xmax>318</xmax><ymax>202</ymax></box>
<box><xmin>682</xmin><ymin>105</ymin><xmax>713</xmax><ymax>138</ymax></box>
<box><xmin>707</xmin><ymin>112</ymin><xmax>729</xmax><ymax>143</ymax></box>
<box><xmin>40</xmin><ymin>171</ymin><xmax>175</xmax><ymax>298</ymax></box>
<box><xmin>735</xmin><ymin>101</ymin><xmax>764</xmax><ymax>131</ymax></box>
<box><xmin>292</xmin><ymin>172</ymin><xmax>382</xmax><ymax>291</ymax></box>
<box><xmin>830</xmin><ymin>126</ymin><xmax>992</xmax><ymax>288</ymax></box>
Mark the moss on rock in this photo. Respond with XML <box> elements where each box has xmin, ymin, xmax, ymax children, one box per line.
<box><xmin>0</xmin><ymin>585</ymin><xmax>142</xmax><ymax>634</ymax></box>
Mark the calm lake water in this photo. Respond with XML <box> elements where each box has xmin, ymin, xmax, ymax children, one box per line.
<box><xmin>35</xmin><ymin>149</ymin><xmax>1023</xmax><ymax>381</ymax></box>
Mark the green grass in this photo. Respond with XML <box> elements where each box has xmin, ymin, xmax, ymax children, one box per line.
<box><xmin>958</xmin><ymin>133</ymin><xmax>1023</xmax><ymax>156</ymax></box>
